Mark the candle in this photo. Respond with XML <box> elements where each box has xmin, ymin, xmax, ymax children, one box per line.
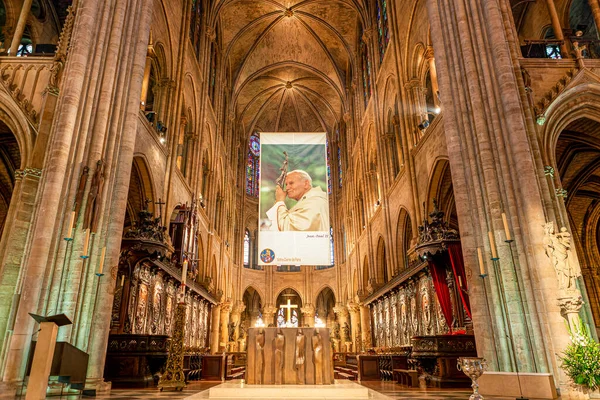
<box><xmin>181</xmin><ymin>260</ymin><xmax>188</xmax><ymax>286</ymax></box>
<box><xmin>458</xmin><ymin>275</ymin><xmax>463</xmax><ymax>287</ymax></box>
<box><xmin>98</xmin><ymin>247</ymin><xmax>106</xmax><ymax>274</ymax></box>
<box><xmin>67</xmin><ymin>211</ymin><xmax>76</xmax><ymax>238</ymax></box>
<box><xmin>502</xmin><ymin>213</ymin><xmax>512</xmax><ymax>241</ymax></box>
<box><xmin>120</xmin><ymin>274</ymin><xmax>125</xmax><ymax>286</ymax></box>
<box><xmin>83</xmin><ymin>229</ymin><xmax>91</xmax><ymax>256</ymax></box>
<box><xmin>478</xmin><ymin>248</ymin><xmax>486</xmax><ymax>275</ymax></box>
<box><xmin>488</xmin><ymin>231</ymin><xmax>498</xmax><ymax>259</ymax></box>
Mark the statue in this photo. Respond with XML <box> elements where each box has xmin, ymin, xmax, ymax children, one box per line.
<box><xmin>295</xmin><ymin>328</ymin><xmax>306</xmax><ymax>384</ymax></box>
<box><xmin>239</xmin><ymin>319</ymin><xmax>247</xmax><ymax>339</ymax></box>
<box><xmin>342</xmin><ymin>322</ymin><xmax>350</xmax><ymax>342</ymax></box>
<box><xmin>332</xmin><ymin>321</ymin><xmax>340</xmax><ymax>340</ymax></box>
<box><xmin>312</xmin><ymin>329</ymin><xmax>323</xmax><ymax>384</ymax></box>
<box><xmin>543</xmin><ymin>222</ymin><xmax>581</xmax><ymax>291</ymax></box>
<box><xmin>228</xmin><ymin>321</ymin><xmax>237</xmax><ymax>342</ymax></box>
<box><xmin>275</xmin><ymin>328</ymin><xmax>285</xmax><ymax>384</ymax></box>
<box><xmin>255</xmin><ymin>328</ymin><xmax>265</xmax><ymax>384</ymax></box>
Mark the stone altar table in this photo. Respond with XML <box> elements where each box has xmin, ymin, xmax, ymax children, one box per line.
<box><xmin>246</xmin><ymin>327</ymin><xmax>333</xmax><ymax>385</ymax></box>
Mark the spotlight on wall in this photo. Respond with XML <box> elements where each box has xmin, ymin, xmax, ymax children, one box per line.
<box><xmin>159</xmin><ymin>136</ymin><xmax>166</xmax><ymax>144</ymax></box>
<box><xmin>418</xmin><ymin>119</ymin><xmax>430</xmax><ymax>131</ymax></box>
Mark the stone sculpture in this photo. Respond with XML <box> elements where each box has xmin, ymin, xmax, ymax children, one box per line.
<box><xmin>256</xmin><ymin>328</ymin><xmax>265</xmax><ymax>384</ymax></box>
<box><xmin>275</xmin><ymin>328</ymin><xmax>285</xmax><ymax>384</ymax></box>
<box><xmin>295</xmin><ymin>328</ymin><xmax>306</xmax><ymax>384</ymax></box>
<box><xmin>312</xmin><ymin>329</ymin><xmax>323</xmax><ymax>385</ymax></box>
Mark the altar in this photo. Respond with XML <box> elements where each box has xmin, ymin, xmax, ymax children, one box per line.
<box><xmin>246</xmin><ymin>327</ymin><xmax>334</xmax><ymax>385</ymax></box>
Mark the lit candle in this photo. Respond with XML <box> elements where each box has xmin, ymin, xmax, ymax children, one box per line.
<box><xmin>181</xmin><ymin>260</ymin><xmax>188</xmax><ymax>286</ymax></box>
<box><xmin>478</xmin><ymin>248</ymin><xmax>486</xmax><ymax>275</ymax></box>
<box><xmin>502</xmin><ymin>213</ymin><xmax>512</xmax><ymax>241</ymax></box>
<box><xmin>458</xmin><ymin>275</ymin><xmax>463</xmax><ymax>287</ymax></box>
<box><xmin>82</xmin><ymin>229</ymin><xmax>91</xmax><ymax>256</ymax></box>
<box><xmin>488</xmin><ymin>231</ymin><xmax>498</xmax><ymax>259</ymax></box>
<box><xmin>98</xmin><ymin>247</ymin><xmax>106</xmax><ymax>274</ymax></box>
<box><xmin>67</xmin><ymin>211</ymin><xmax>76</xmax><ymax>238</ymax></box>
<box><xmin>120</xmin><ymin>274</ymin><xmax>125</xmax><ymax>286</ymax></box>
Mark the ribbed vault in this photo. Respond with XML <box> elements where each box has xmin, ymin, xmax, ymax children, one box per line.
<box><xmin>213</xmin><ymin>0</ymin><xmax>366</xmax><ymax>135</ymax></box>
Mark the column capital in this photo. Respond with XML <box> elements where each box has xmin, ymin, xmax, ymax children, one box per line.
<box><xmin>347</xmin><ymin>301</ymin><xmax>360</xmax><ymax>314</ymax></box>
<box><xmin>300</xmin><ymin>303</ymin><xmax>315</xmax><ymax>317</ymax></box>
<box><xmin>262</xmin><ymin>304</ymin><xmax>277</xmax><ymax>317</ymax></box>
<box><xmin>333</xmin><ymin>303</ymin><xmax>349</xmax><ymax>318</ymax></box>
<box><xmin>220</xmin><ymin>300</ymin><xmax>232</xmax><ymax>313</ymax></box>
<box><xmin>232</xmin><ymin>300</ymin><xmax>246</xmax><ymax>315</ymax></box>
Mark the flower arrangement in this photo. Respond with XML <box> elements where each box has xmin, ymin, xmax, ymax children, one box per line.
<box><xmin>561</xmin><ymin>323</ymin><xmax>600</xmax><ymax>391</ymax></box>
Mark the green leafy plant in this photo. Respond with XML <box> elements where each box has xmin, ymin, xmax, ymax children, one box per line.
<box><xmin>561</xmin><ymin>323</ymin><xmax>600</xmax><ymax>391</ymax></box>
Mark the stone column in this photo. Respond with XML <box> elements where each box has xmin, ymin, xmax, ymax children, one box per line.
<box><xmin>8</xmin><ymin>0</ymin><xmax>33</xmax><ymax>55</ymax></box>
<box><xmin>359</xmin><ymin>305</ymin><xmax>372</xmax><ymax>349</ymax></box>
<box><xmin>139</xmin><ymin>33</ymin><xmax>155</xmax><ymax>109</ymax></box>
<box><xmin>425</xmin><ymin>0</ymin><xmax>577</xmax><ymax>390</ymax></box>
<box><xmin>589</xmin><ymin>0</ymin><xmax>600</xmax><ymax>36</ymax></box>
<box><xmin>347</xmin><ymin>302</ymin><xmax>361</xmax><ymax>352</ymax></box>
<box><xmin>333</xmin><ymin>304</ymin><xmax>350</xmax><ymax>352</ymax></box>
<box><xmin>210</xmin><ymin>304</ymin><xmax>221</xmax><ymax>354</ymax></box>
<box><xmin>219</xmin><ymin>300</ymin><xmax>232</xmax><ymax>352</ymax></box>
<box><xmin>544</xmin><ymin>0</ymin><xmax>569</xmax><ymax>57</ymax></box>
<box><xmin>262</xmin><ymin>304</ymin><xmax>277</xmax><ymax>327</ymax></box>
<box><xmin>426</xmin><ymin>46</ymin><xmax>441</xmax><ymax>109</ymax></box>
<box><xmin>229</xmin><ymin>301</ymin><xmax>245</xmax><ymax>351</ymax></box>
<box><xmin>300</xmin><ymin>303</ymin><xmax>316</xmax><ymax>327</ymax></box>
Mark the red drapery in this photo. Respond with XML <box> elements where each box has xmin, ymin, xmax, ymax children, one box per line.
<box><xmin>427</xmin><ymin>256</ymin><xmax>454</xmax><ymax>333</ymax></box>
<box><xmin>427</xmin><ymin>242</ymin><xmax>472</xmax><ymax>333</ymax></box>
<box><xmin>447</xmin><ymin>243</ymin><xmax>472</xmax><ymax>319</ymax></box>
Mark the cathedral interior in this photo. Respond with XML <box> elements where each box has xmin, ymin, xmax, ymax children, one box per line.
<box><xmin>0</xmin><ymin>0</ymin><xmax>599</xmax><ymax>398</ymax></box>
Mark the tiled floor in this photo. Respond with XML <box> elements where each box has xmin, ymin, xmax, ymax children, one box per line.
<box><xmin>12</xmin><ymin>380</ymin><xmax>477</xmax><ymax>399</ymax></box>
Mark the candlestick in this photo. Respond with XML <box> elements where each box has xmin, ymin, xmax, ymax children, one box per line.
<box><xmin>458</xmin><ymin>275</ymin><xmax>463</xmax><ymax>287</ymax></box>
<box><xmin>98</xmin><ymin>247</ymin><xmax>106</xmax><ymax>274</ymax></box>
<box><xmin>65</xmin><ymin>211</ymin><xmax>76</xmax><ymax>240</ymax></box>
<box><xmin>120</xmin><ymin>274</ymin><xmax>125</xmax><ymax>287</ymax></box>
<box><xmin>181</xmin><ymin>260</ymin><xmax>188</xmax><ymax>286</ymax></box>
<box><xmin>502</xmin><ymin>213</ymin><xmax>512</xmax><ymax>242</ymax></box>
<box><xmin>477</xmin><ymin>248</ymin><xmax>486</xmax><ymax>276</ymax></box>
<box><xmin>81</xmin><ymin>229</ymin><xmax>91</xmax><ymax>259</ymax></box>
<box><xmin>488</xmin><ymin>231</ymin><xmax>498</xmax><ymax>259</ymax></box>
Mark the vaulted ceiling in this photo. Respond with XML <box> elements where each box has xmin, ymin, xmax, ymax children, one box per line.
<box><xmin>213</xmin><ymin>0</ymin><xmax>367</xmax><ymax>136</ymax></box>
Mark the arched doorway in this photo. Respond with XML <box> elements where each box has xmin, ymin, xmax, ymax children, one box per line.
<box><xmin>315</xmin><ymin>286</ymin><xmax>336</xmax><ymax>328</ymax></box>
<box><xmin>242</xmin><ymin>286</ymin><xmax>262</xmax><ymax>328</ymax></box>
<box><xmin>0</xmin><ymin>121</ymin><xmax>20</xmax><ymax>239</ymax></box>
<box><xmin>275</xmin><ymin>288</ymin><xmax>302</xmax><ymax>327</ymax></box>
<box><xmin>554</xmin><ymin>117</ymin><xmax>600</xmax><ymax>332</ymax></box>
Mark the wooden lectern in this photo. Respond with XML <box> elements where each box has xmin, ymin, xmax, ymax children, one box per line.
<box><xmin>26</xmin><ymin>313</ymin><xmax>72</xmax><ymax>400</ymax></box>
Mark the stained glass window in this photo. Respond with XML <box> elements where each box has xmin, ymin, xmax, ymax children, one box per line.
<box><xmin>278</xmin><ymin>308</ymin><xmax>299</xmax><ymax>327</ymax></box>
<box><xmin>209</xmin><ymin>41</ymin><xmax>218</xmax><ymax>104</ymax></box>
<box><xmin>243</xmin><ymin>229</ymin><xmax>250</xmax><ymax>266</ymax></box>
<box><xmin>376</xmin><ymin>0</ymin><xmax>390</xmax><ymax>62</ymax></box>
<box><xmin>326</xmin><ymin>139</ymin><xmax>332</xmax><ymax>195</ymax></box>
<box><xmin>330</xmin><ymin>226</ymin><xmax>335</xmax><ymax>265</ymax></box>
<box><xmin>361</xmin><ymin>26</ymin><xmax>372</xmax><ymax>107</ymax></box>
<box><xmin>246</xmin><ymin>133</ymin><xmax>260</xmax><ymax>197</ymax></box>
<box><xmin>190</xmin><ymin>0</ymin><xmax>203</xmax><ymax>58</ymax></box>
<box><xmin>336</xmin><ymin>127</ymin><xmax>342</xmax><ymax>188</ymax></box>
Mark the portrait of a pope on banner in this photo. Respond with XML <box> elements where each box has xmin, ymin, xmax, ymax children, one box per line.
<box><xmin>258</xmin><ymin>133</ymin><xmax>331</xmax><ymax>266</ymax></box>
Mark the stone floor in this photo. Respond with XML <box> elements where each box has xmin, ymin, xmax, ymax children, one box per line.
<box><xmin>12</xmin><ymin>380</ymin><xmax>477</xmax><ymax>400</ymax></box>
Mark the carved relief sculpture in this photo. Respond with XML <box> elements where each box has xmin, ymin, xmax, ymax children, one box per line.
<box><xmin>275</xmin><ymin>328</ymin><xmax>285</xmax><ymax>384</ymax></box>
<box><xmin>312</xmin><ymin>329</ymin><xmax>323</xmax><ymax>385</ymax></box>
<box><xmin>256</xmin><ymin>328</ymin><xmax>265</xmax><ymax>384</ymax></box>
<box><xmin>543</xmin><ymin>222</ymin><xmax>581</xmax><ymax>291</ymax></box>
<box><xmin>295</xmin><ymin>328</ymin><xmax>306</xmax><ymax>384</ymax></box>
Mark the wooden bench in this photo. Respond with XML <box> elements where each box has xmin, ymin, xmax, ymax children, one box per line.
<box><xmin>393</xmin><ymin>368</ymin><xmax>419</xmax><ymax>387</ymax></box>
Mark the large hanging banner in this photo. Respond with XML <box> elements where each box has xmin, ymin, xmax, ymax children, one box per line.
<box><xmin>258</xmin><ymin>132</ymin><xmax>331</xmax><ymax>266</ymax></box>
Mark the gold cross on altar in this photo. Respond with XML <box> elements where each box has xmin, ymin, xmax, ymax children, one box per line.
<box><xmin>279</xmin><ymin>299</ymin><xmax>298</xmax><ymax>324</ymax></box>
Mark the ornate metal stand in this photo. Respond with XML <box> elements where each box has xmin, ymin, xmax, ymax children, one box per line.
<box><xmin>457</xmin><ymin>357</ymin><xmax>487</xmax><ymax>400</ymax></box>
<box><xmin>158</xmin><ymin>294</ymin><xmax>186</xmax><ymax>391</ymax></box>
